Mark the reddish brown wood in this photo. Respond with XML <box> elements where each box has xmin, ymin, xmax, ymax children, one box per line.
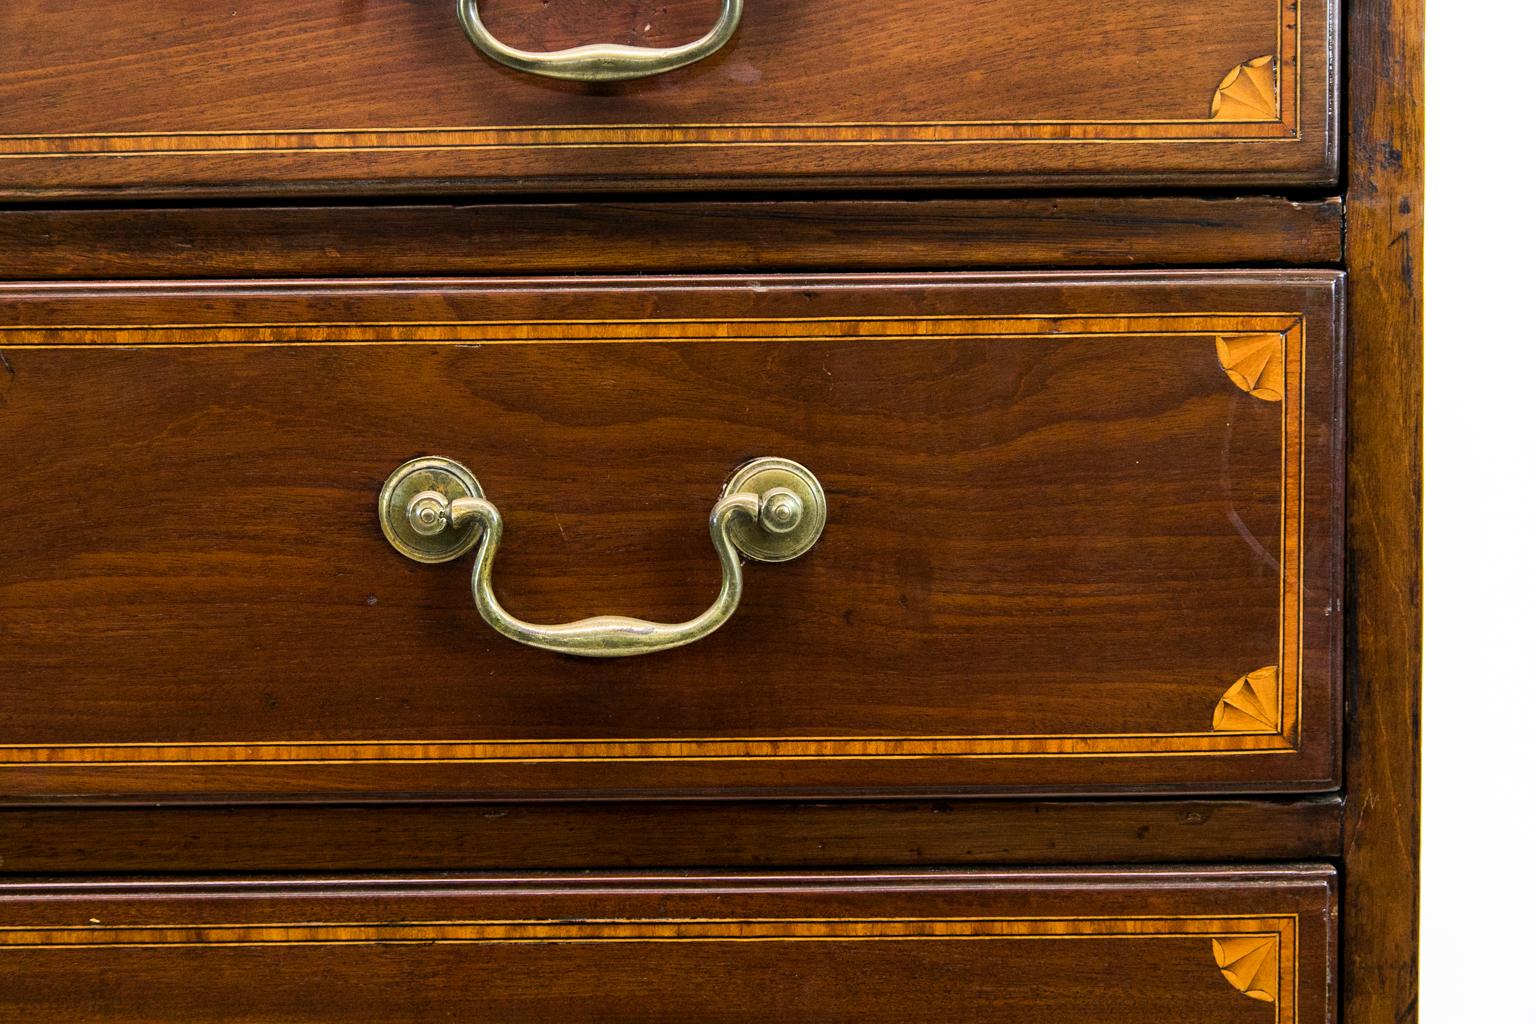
<box><xmin>0</xmin><ymin>197</ymin><xmax>1344</xmax><ymax>280</ymax></box>
<box><xmin>0</xmin><ymin>797</ymin><xmax>1344</xmax><ymax>873</ymax></box>
<box><xmin>0</xmin><ymin>0</ymin><xmax>1424</xmax><ymax>1009</ymax></box>
<box><xmin>0</xmin><ymin>868</ymin><xmax>1336</xmax><ymax>1023</ymax></box>
<box><xmin>0</xmin><ymin>273</ymin><xmax>1342</xmax><ymax>802</ymax></box>
<box><xmin>1340</xmin><ymin>0</ymin><xmax>1424</xmax><ymax>1018</ymax></box>
<box><xmin>0</xmin><ymin>0</ymin><xmax>1337</xmax><ymax>197</ymax></box>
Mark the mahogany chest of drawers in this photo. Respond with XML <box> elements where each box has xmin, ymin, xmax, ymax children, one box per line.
<box><xmin>0</xmin><ymin>1</ymin><xmax>1421</xmax><ymax>1021</ymax></box>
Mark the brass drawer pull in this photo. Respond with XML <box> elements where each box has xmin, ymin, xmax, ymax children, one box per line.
<box><xmin>457</xmin><ymin>0</ymin><xmax>744</xmax><ymax>82</ymax></box>
<box><xmin>379</xmin><ymin>456</ymin><xmax>825</xmax><ymax>658</ymax></box>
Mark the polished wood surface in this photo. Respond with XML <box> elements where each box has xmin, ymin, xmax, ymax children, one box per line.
<box><xmin>0</xmin><ymin>0</ymin><xmax>1336</xmax><ymax>197</ymax></box>
<box><xmin>0</xmin><ymin>797</ymin><xmax>1344</xmax><ymax>873</ymax></box>
<box><xmin>0</xmin><ymin>868</ymin><xmax>1336</xmax><ymax>1023</ymax></box>
<box><xmin>0</xmin><ymin>197</ymin><xmax>1344</xmax><ymax>280</ymax></box>
<box><xmin>1340</xmin><ymin>0</ymin><xmax>1424</xmax><ymax>1017</ymax></box>
<box><xmin>0</xmin><ymin>0</ymin><xmax>1426</xmax><ymax>1008</ymax></box>
<box><xmin>0</xmin><ymin>273</ymin><xmax>1342</xmax><ymax>802</ymax></box>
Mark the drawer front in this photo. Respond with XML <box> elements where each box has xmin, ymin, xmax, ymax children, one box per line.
<box><xmin>0</xmin><ymin>868</ymin><xmax>1336</xmax><ymax>1023</ymax></box>
<box><xmin>0</xmin><ymin>0</ymin><xmax>1336</xmax><ymax>197</ymax></box>
<box><xmin>0</xmin><ymin>272</ymin><xmax>1342</xmax><ymax>801</ymax></box>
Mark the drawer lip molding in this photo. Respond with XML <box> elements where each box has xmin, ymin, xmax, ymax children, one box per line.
<box><xmin>0</xmin><ymin>272</ymin><xmax>1343</xmax><ymax>803</ymax></box>
<box><xmin>0</xmin><ymin>198</ymin><xmax>1346</xmax><ymax>281</ymax></box>
<box><xmin>0</xmin><ymin>797</ymin><xmax>1346</xmax><ymax>872</ymax></box>
<box><xmin>0</xmin><ymin>0</ymin><xmax>1337</xmax><ymax>197</ymax></box>
<box><xmin>0</xmin><ymin>867</ymin><xmax>1337</xmax><ymax>1024</ymax></box>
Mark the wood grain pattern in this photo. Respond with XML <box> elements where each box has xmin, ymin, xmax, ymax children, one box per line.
<box><xmin>0</xmin><ymin>273</ymin><xmax>1342</xmax><ymax>802</ymax></box>
<box><xmin>0</xmin><ymin>868</ymin><xmax>1336</xmax><ymax>1024</ymax></box>
<box><xmin>0</xmin><ymin>0</ymin><xmax>1420</xmax><ymax>1006</ymax></box>
<box><xmin>0</xmin><ymin>797</ymin><xmax>1345</xmax><ymax>873</ymax></box>
<box><xmin>0</xmin><ymin>0</ymin><xmax>1337</xmax><ymax>197</ymax></box>
<box><xmin>0</xmin><ymin>198</ymin><xmax>1345</xmax><ymax>281</ymax></box>
<box><xmin>1340</xmin><ymin>0</ymin><xmax>1424</xmax><ymax>1017</ymax></box>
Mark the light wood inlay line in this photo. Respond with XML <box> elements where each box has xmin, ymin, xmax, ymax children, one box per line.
<box><xmin>0</xmin><ymin>914</ymin><xmax>1299</xmax><ymax>946</ymax></box>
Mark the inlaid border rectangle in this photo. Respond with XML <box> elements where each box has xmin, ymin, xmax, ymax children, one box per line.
<box><xmin>0</xmin><ymin>311</ymin><xmax>1313</xmax><ymax>770</ymax></box>
<box><xmin>0</xmin><ymin>0</ymin><xmax>1300</xmax><ymax>159</ymax></box>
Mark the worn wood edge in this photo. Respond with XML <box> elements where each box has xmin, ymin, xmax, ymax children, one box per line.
<box><xmin>0</xmin><ymin>267</ymin><xmax>1350</xmax><ymax>309</ymax></box>
<box><xmin>0</xmin><ymin>864</ymin><xmax>1342</xmax><ymax>896</ymax></box>
<box><xmin>0</xmin><ymin>165</ymin><xmax>1345</xmax><ymax>205</ymax></box>
<box><xmin>0</xmin><ymin>797</ymin><xmax>1344</xmax><ymax>874</ymax></box>
<box><xmin>0</xmin><ymin>197</ymin><xmax>1342</xmax><ymax>281</ymax></box>
<box><xmin>1341</xmin><ymin>0</ymin><xmax>1424</xmax><ymax>1017</ymax></box>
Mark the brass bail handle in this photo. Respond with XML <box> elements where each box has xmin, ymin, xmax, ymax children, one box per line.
<box><xmin>379</xmin><ymin>457</ymin><xmax>826</xmax><ymax>658</ymax></box>
<box><xmin>456</xmin><ymin>0</ymin><xmax>744</xmax><ymax>82</ymax></box>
